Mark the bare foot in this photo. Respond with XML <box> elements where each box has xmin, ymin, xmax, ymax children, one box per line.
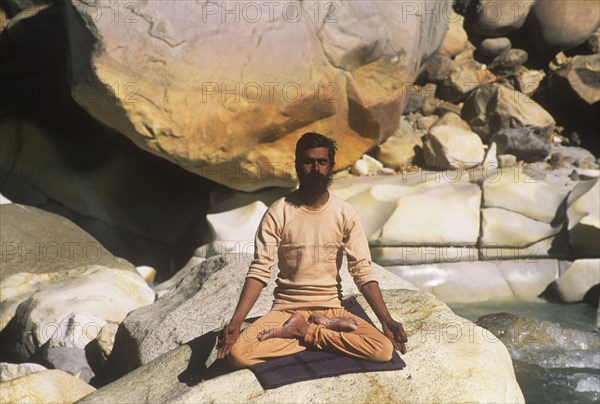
<box><xmin>308</xmin><ymin>314</ymin><xmax>359</xmax><ymax>332</ymax></box>
<box><xmin>258</xmin><ymin>312</ymin><xmax>309</xmax><ymax>341</ymax></box>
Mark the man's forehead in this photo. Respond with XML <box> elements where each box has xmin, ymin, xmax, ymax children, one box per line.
<box><xmin>303</xmin><ymin>147</ymin><xmax>329</xmax><ymax>158</ymax></box>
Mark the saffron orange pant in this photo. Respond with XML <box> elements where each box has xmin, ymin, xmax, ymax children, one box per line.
<box><xmin>227</xmin><ymin>307</ymin><xmax>393</xmax><ymax>368</ymax></box>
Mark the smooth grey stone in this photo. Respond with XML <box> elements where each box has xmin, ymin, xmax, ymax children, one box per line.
<box><xmin>480</xmin><ymin>37</ymin><xmax>511</xmax><ymax>58</ymax></box>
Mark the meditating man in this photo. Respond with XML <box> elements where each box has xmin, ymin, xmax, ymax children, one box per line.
<box><xmin>217</xmin><ymin>132</ymin><xmax>408</xmax><ymax>367</ymax></box>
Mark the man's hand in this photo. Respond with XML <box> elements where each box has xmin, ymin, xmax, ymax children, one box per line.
<box><xmin>217</xmin><ymin>321</ymin><xmax>241</xmax><ymax>360</ymax></box>
<box><xmin>382</xmin><ymin>319</ymin><xmax>408</xmax><ymax>354</ymax></box>
<box><xmin>217</xmin><ymin>278</ymin><xmax>265</xmax><ymax>360</ymax></box>
<box><xmin>360</xmin><ymin>281</ymin><xmax>409</xmax><ymax>354</ymax></box>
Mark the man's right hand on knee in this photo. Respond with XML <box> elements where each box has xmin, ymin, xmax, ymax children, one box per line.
<box><xmin>217</xmin><ymin>321</ymin><xmax>241</xmax><ymax>360</ymax></box>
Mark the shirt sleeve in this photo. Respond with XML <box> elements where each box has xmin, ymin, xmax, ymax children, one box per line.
<box><xmin>343</xmin><ymin>208</ymin><xmax>378</xmax><ymax>289</ymax></box>
<box><xmin>246</xmin><ymin>208</ymin><xmax>280</xmax><ymax>286</ymax></box>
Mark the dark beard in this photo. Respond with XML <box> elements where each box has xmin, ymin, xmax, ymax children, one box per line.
<box><xmin>298</xmin><ymin>170</ymin><xmax>332</xmax><ymax>193</ymax></box>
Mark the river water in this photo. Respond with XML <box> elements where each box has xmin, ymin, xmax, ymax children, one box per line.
<box><xmin>449</xmin><ymin>301</ymin><xmax>600</xmax><ymax>403</ymax></box>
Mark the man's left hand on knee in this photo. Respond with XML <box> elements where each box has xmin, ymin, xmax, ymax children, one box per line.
<box><xmin>382</xmin><ymin>319</ymin><xmax>408</xmax><ymax>354</ymax></box>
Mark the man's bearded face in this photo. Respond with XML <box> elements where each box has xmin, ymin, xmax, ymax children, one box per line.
<box><xmin>298</xmin><ymin>147</ymin><xmax>333</xmax><ymax>192</ymax></box>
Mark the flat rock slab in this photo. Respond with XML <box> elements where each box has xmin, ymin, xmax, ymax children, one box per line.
<box><xmin>386</xmin><ymin>260</ymin><xmax>560</xmax><ymax>302</ymax></box>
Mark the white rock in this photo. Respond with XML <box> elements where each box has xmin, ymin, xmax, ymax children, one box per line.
<box><xmin>47</xmin><ymin>312</ymin><xmax>108</xmax><ymax>350</ymax></box>
<box><xmin>423</xmin><ymin>125</ymin><xmax>486</xmax><ymax>170</ymax></box>
<box><xmin>556</xmin><ymin>259</ymin><xmax>600</xmax><ymax>302</ymax></box>
<box><xmin>481</xmin><ymin>208</ymin><xmax>562</xmax><ymax>246</ymax></box>
<box><xmin>362</xmin><ymin>154</ymin><xmax>384</xmax><ymax>171</ymax></box>
<box><xmin>346</xmin><ymin>187</ymin><xmax>398</xmax><ymax>239</ymax></box>
<box><xmin>386</xmin><ymin>262</ymin><xmax>513</xmax><ymax>302</ymax></box>
<box><xmin>1</xmin><ymin>265</ymin><xmax>155</xmax><ymax>360</ymax></box>
<box><xmin>386</xmin><ymin>260</ymin><xmax>559</xmax><ymax>302</ymax></box>
<box><xmin>351</xmin><ymin>155</ymin><xmax>390</xmax><ymax>176</ymax></box>
<box><xmin>0</xmin><ymin>194</ymin><xmax>11</xmax><ymax>204</ymax></box>
<box><xmin>495</xmin><ymin>260</ymin><xmax>560</xmax><ymax>299</ymax></box>
<box><xmin>483</xmin><ymin>167</ymin><xmax>572</xmax><ymax>222</ymax></box>
<box><xmin>377</xmin><ymin>182</ymin><xmax>481</xmax><ymax>245</ymax></box>
<box><xmin>568</xmin><ymin>178</ymin><xmax>599</xmax><ymax>226</ymax></box>
<box><xmin>206</xmin><ymin>200</ymin><xmax>268</xmax><ymax>241</ymax></box>
<box><xmin>135</xmin><ymin>266</ymin><xmax>156</xmax><ymax>284</ymax></box>
<box><xmin>351</xmin><ymin>158</ymin><xmax>370</xmax><ymax>176</ymax></box>
<box><xmin>0</xmin><ymin>362</ymin><xmax>47</xmax><ymax>382</ymax></box>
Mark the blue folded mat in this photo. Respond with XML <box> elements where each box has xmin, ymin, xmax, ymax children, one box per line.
<box><xmin>250</xmin><ymin>296</ymin><xmax>406</xmax><ymax>389</ymax></box>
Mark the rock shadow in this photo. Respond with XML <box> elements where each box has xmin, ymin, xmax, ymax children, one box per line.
<box><xmin>177</xmin><ymin>330</ymin><xmax>238</xmax><ymax>387</ymax></box>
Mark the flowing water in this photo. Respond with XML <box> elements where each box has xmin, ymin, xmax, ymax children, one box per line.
<box><xmin>449</xmin><ymin>301</ymin><xmax>600</xmax><ymax>403</ymax></box>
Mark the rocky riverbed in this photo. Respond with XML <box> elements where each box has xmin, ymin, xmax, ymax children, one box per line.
<box><xmin>1</xmin><ymin>0</ymin><xmax>599</xmax><ymax>402</ymax></box>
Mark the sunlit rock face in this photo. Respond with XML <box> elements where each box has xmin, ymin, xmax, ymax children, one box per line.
<box><xmin>80</xmin><ymin>288</ymin><xmax>524</xmax><ymax>404</ymax></box>
<box><xmin>62</xmin><ymin>0</ymin><xmax>451</xmax><ymax>191</ymax></box>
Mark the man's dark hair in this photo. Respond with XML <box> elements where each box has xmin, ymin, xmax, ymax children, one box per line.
<box><xmin>295</xmin><ymin>132</ymin><xmax>337</xmax><ymax>177</ymax></box>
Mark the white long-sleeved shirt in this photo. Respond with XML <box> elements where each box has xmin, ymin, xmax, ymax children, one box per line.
<box><xmin>246</xmin><ymin>191</ymin><xmax>378</xmax><ymax>310</ymax></box>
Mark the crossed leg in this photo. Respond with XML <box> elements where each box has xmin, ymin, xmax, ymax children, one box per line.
<box><xmin>227</xmin><ymin>307</ymin><xmax>393</xmax><ymax>368</ymax></box>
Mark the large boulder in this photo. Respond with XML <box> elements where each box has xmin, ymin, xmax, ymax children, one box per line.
<box><xmin>1</xmin><ymin>265</ymin><xmax>155</xmax><ymax>362</ymax></box>
<box><xmin>526</xmin><ymin>0</ymin><xmax>600</xmax><ymax>53</ymax></box>
<box><xmin>79</xmin><ymin>289</ymin><xmax>524</xmax><ymax>404</ymax></box>
<box><xmin>0</xmin><ymin>203</ymin><xmax>134</xmax><ymax>278</ymax></box>
<box><xmin>461</xmin><ymin>83</ymin><xmax>555</xmax><ymax>143</ymax></box>
<box><xmin>0</xmin><ymin>204</ymin><xmax>154</xmax><ymax>365</ymax></box>
<box><xmin>106</xmin><ymin>254</ymin><xmax>411</xmax><ymax>378</ymax></box>
<box><xmin>0</xmin><ymin>369</ymin><xmax>95</xmax><ymax>404</ymax></box>
<box><xmin>62</xmin><ymin>0</ymin><xmax>451</xmax><ymax>191</ymax></box>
